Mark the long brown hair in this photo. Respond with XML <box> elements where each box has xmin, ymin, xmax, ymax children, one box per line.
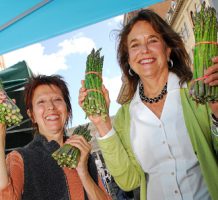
<box><xmin>24</xmin><ymin>74</ymin><xmax>72</xmax><ymax>132</ymax></box>
<box><xmin>117</xmin><ymin>9</ymin><xmax>193</xmax><ymax>103</ymax></box>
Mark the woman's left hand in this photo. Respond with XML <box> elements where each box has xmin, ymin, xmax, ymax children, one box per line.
<box><xmin>204</xmin><ymin>56</ymin><xmax>218</xmax><ymax>117</ymax></box>
<box><xmin>65</xmin><ymin>135</ymin><xmax>111</xmax><ymax>200</ymax></box>
<box><xmin>65</xmin><ymin>135</ymin><xmax>91</xmax><ymax>176</ymax></box>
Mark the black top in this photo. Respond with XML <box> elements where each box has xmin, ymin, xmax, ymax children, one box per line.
<box><xmin>16</xmin><ymin>134</ymin><xmax>98</xmax><ymax>200</ymax></box>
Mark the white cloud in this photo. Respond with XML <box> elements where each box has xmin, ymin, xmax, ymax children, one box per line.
<box><xmin>3</xmin><ymin>36</ymin><xmax>96</xmax><ymax>75</ymax></box>
<box><xmin>58</xmin><ymin>36</ymin><xmax>96</xmax><ymax>56</ymax></box>
<box><xmin>107</xmin><ymin>15</ymin><xmax>123</xmax><ymax>26</ymax></box>
<box><xmin>103</xmin><ymin>76</ymin><xmax>122</xmax><ymax>101</ymax></box>
<box><xmin>113</xmin><ymin>15</ymin><xmax>124</xmax><ymax>23</ymax></box>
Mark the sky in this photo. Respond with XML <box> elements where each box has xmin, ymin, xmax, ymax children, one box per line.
<box><xmin>3</xmin><ymin>15</ymin><xmax>124</xmax><ymax>127</ymax></box>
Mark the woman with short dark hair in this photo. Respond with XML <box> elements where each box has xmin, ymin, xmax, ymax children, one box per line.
<box><xmin>0</xmin><ymin>74</ymin><xmax>111</xmax><ymax>200</ymax></box>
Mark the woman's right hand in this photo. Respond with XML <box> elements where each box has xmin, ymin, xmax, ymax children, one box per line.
<box><xmin>0</xmin><ymin>91</ymin><xmax>6</xmax><ymax>138</ymax></box>
<box><xmin>0</xmin><ymin>124</ymin><xmax>6</xmax><ymax>139</ymax></box>
<box><xmin>0</xmin><ymin>90</ymin><xmax>6</xmax><ymax>104</ymax></box>
<box><xmin>0</xmin><ymin>91</ymin><xmax>7</xmax><ymax>190</ymax></box>
<box><xmin>78</xmin><ymin>80</ymin><xmax>112</xmax><ymax>137</ymax></box>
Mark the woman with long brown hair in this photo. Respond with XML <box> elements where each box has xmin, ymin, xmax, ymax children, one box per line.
<box><xmin>79</xmin><ymin>9</ymin><xmax>218</xmax><ymax>200</ymax></box>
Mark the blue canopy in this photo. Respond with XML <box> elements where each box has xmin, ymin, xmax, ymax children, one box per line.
<box><xmin>0</xmin><ymin>0</ymin><xmax>162</xmax><ymax>55</ymax></box>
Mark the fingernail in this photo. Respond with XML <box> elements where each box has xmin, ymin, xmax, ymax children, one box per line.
<box><xmin>212</xmin><ymin>56</ymin><xmax>218</xmax><ymax>62</ymax></box>
<box><xmin>204</xmin><ymin>78</ymin><xmax>209</xmax><ymax>84</ymax></box>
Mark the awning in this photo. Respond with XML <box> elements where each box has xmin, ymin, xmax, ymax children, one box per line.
<box><xmin>0</xmin><ymin>61</ymin><xmax>33</xmax><ymax>92</ymax></box>
<box><xmin>0</xmin><ymin>0</ymin><xmax>163</xmax><ymax>55</ymax></box>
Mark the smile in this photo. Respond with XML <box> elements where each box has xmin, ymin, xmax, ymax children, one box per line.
<box><xmin>139</xmin><ymin>58</ymin><xmax>154</xmax><ymax>64</ymax></box>
<box><xmin>45</xmin><ymin>115</ymin><xmax>59</xmax><ymax>120</ymax></box>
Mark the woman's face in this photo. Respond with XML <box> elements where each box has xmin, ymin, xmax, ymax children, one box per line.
<box><xmin>127</xmin><ymin>20</ymin><xmax>171</xmax><ymax>79</ymax></box>
<box><xmin>29</xmin><ymin>84</ymin><xmax>68</xmax><ymax>137</ymax></box>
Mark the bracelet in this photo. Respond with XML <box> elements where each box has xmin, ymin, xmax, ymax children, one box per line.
<box><xmin>212</xmin><ymin>114</ymin><xmax>218</xmax><ymax>127</ymax></box>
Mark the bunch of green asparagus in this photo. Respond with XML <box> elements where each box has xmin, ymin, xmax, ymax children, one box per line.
<box><xmin>82</xmin><ymin>48</ymin><xmax>108</xmax><ymax>120</ymax></box>
<box><xmin>52</xmin><ymin>124</ymin><xmax>92</xmax><ymax>168</ymax></box>
<box><xmin>190</xmin><ymin>2</ymin><xmax>218</xmax><ymax>104</ymax></box>
<box><xmin>0</xmin><ymin>80</ymin><xmax>23</xmax><ymax>127</ymax></box>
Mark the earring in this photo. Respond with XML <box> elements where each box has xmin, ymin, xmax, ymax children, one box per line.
<box><xmin>129</xmin><ymin>68</ymin><xmax>135</xmax><ymax>76</ymax></box>
<box><xmin>168</xmin><ymin>59</ymin><xmax>174</xmax><ymax>69</ymax></box>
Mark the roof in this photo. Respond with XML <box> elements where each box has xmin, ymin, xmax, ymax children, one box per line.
<box><xmin>148</xmin><ymin>0</ymin><xmax>172</xmax><ymax>19</ymax></box>
<box><xmin>124</xmin><ymin>0</ymin><xmax>171</xmax><ymax>23</ymax></box>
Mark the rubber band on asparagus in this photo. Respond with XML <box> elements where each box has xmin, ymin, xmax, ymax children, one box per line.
<box><xmin>86</xmin><ymin>88</ymin><xmax>104</xmax><ymax>95</ymax></box>
<box><xmin>85</xmin><ymin>71</ymin><xmax>102</xmax><ymax>81</ymax></box>
<box><xmin>195</xmin><ymin>41</ymin><xmax>218</xmax><ymax>46</ymax></box>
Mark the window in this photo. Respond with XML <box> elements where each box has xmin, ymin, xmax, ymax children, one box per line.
<box><xmin>171</xmin><ymin>0</ymin><xmax>177</xmax><ymax>10</ymax></box>
<box><xmin>180</xmin><ymin>22</ymin><xmax>190</xmax><ymax>42</ymax></box>
<box><xmin>195</xmin><ymin>3</ymin><xmax>201</xmax><ymax>13</ymax></box>
<box><xmin>190</xmin><ymin>11</ymin><xmax>194</xmax><ymax>26</ymax></box>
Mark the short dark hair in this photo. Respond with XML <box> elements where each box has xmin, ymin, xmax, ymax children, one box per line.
<box><xmin>24</xmin><ymin>74</ymin><xmax>72</xmax><ymax>129</ymax></box>
<box><xmin>117</xmin><ymin>9</ymin><xmax>193</xmax><ymax>103</ymax></box>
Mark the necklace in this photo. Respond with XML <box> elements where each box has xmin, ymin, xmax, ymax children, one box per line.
<box><xmin>139</xmin><ymin>81</ymin><xmax>167</xmax><ymax>103</ymax></box>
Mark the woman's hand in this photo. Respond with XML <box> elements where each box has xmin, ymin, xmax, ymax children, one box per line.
<box><xmin>0</xmin><ymin>92</ymin><xmax>8</xmax><ymax>190</ymax></box>
<box><xmin>78</xmin><ymin>80</ymin><xmax>112</xmax><ymax>136</ymax></box>
<box><xmin>65</xmin><ymin>135</ymin><xmax>111</xmax><ymax>200</ymax></box>
<box><xmin>0</xmin><ymin>91</ymin><xmax>6</xmax><ymax>136</ymax></box>
<box><xmin>204</xmin><ymin>56</ymin><xmax>218</xmax><ymax>86</ymax></box>
<box><xmin>0</xmin><ymin>123</ymin><xmax>6</xmax><ymax>139</ymax></box>
<box><xmin>0</xmin><ymin>122</ymin><xmax>6</xmax><ymax>152</ymax></box>
<box><xmin>0</xmin><ymin>90</ymin><xmax>6</xmax><ymax>104</ymax></box>
<box><xmin>204</xmin><ymin>56</ymin><xmax>218</xmax><ymax>117</ymax></box>
<box><xmin>65</xmin><ymin>135</ymin><xmax>91</xmax><ymax>176</ymax></box>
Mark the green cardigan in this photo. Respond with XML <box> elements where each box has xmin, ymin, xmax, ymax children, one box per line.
<box><xmin>98</xmin><ymin>88</ymin><xmax>218</xmax><ymax>200</ymax></box>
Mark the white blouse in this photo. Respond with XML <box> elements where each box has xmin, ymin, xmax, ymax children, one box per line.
<box><xmin>129</xmin><ymin>72</ymin><xmax>210</xmax><ymax>200</ymax></box>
